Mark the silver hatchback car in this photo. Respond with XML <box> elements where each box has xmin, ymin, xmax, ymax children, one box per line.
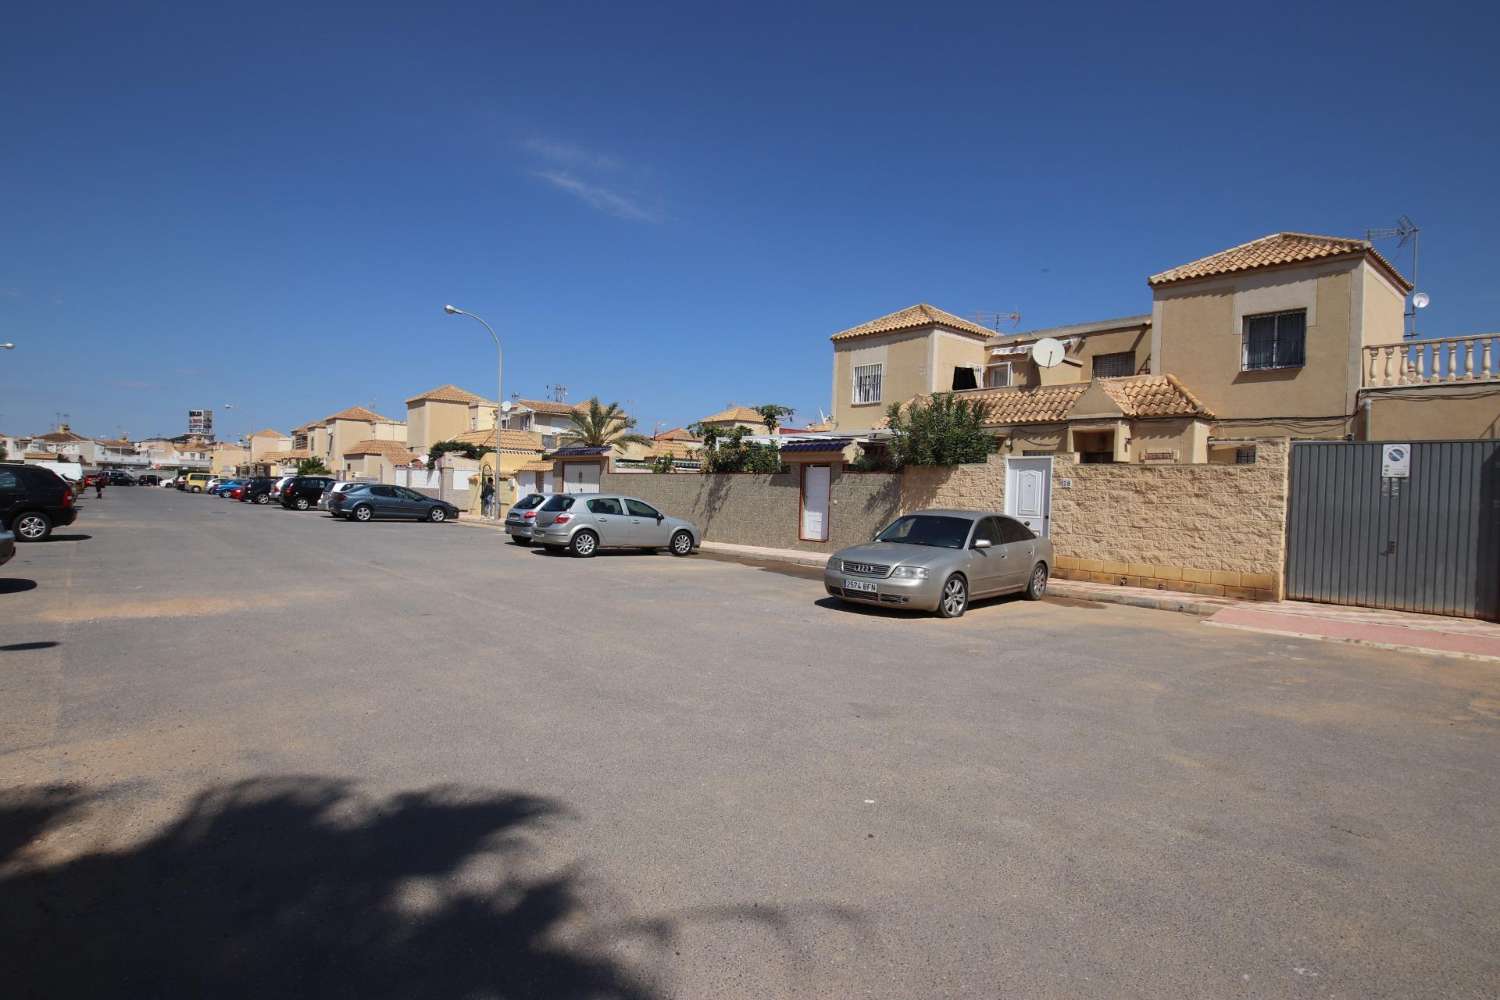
<box><xmin>531</xmin><ymin>493</ymin><xmax>699</xmax><ymax>558</ymax></box>
<box><xmin>825</xmin><ymin>509</ymin><xmax>1053</xmax><ymax>618</ymax></box>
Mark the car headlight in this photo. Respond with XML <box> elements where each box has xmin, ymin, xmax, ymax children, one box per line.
<box><xmin>889</xmin><ymin>565</ymin><xmax>928</xmax><ymax>579</ymax></box>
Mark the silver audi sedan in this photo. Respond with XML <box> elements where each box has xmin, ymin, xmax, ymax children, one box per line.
<box><xmin>531</xmin><ymin>493</ymin><xmax>699</xmax><ymax>558</ymax></box>
<box><xmin>825</xmin><ymin>509</ymin><xmax>1053</xmax><ymax>618</ymax></box>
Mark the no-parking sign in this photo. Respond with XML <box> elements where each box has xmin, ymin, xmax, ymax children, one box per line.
<box><xmin>1381</xmin><ymin>444</ymin><xmax>1411</xmax><ymax>479</ymax></box>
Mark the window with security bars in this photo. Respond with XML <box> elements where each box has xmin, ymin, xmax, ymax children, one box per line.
<box><xmin>1091</xmin><ymin>351</ymin><xmax>1136</xmax><ymax>378</ymax></box>
<box><xmin>853</xmin><ymin>363</ymin><xmax>883</xmax><ymax>404</ymax></box>
<box><xmin>1242</xmin><ymin>310</ymin><xmax>1306</xmax><ymax>370</ymax></box>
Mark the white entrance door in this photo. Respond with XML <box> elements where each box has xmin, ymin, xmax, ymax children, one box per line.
<box><xmin>1005</xmin><ymin>457</ymin><xmax>1052</xmax><ymax>536</ymax></box>
<box><xmin>541</xmin><ymin>471</ymin><xmax>555</xmax><ymax>495</ymax></box>
<box><xmin>800</xmin><ymin>464</ymin><xmax>831</xmax><ymax>541</ymax></box>
<box><xmin>563</xmin><ymin>462</ymin><xmax>601</xmax><ymax>494</ymax></box>
<box><xmin>515</xmin><ymin>471</ymin><xmax>537</xmax><ymax>495</ymax></box>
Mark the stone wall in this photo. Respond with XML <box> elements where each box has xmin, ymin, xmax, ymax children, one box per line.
<box><xmin>1047</xmin><ymin>438</ymin><xmax>1290</xmax><ymax>600</ymax></box>
<box><xmin>597</xmin><ymin>468</ymin><xmax>902</xmax><ymax>553</ymax></box>
<box><xmin>900</xmin><ymin>460</ymin><xmax>1005</xmax><ymax>512</ymax></box>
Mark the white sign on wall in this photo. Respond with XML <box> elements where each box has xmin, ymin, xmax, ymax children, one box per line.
<box><xmin>1381</xmin><ymin>444</ymin><xmax>1411</xmax><ymax>479</ymax></box>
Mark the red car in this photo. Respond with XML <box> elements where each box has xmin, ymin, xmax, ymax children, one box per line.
<box><xmin>228</xmin><ymin>486</ymin><xmax>245</xmax><ymax>500</ymax></box>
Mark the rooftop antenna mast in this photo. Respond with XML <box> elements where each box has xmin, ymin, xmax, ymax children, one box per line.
<box><xmin>1364</xmin><ymin>215</ymin><xmax>1425</xmax><ymax>339</ymax></box>
<box><xmin>546</xmin><ymin>384</ymin><xmax>568</xmax><ymax>403</ymax></box>
<box><xmin>972</xmin><ymin>310</ymin><xmax>1022</xmax><ymax>333</ymax></box>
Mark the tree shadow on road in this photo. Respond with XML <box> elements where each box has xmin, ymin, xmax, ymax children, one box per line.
<box><xmin>0</xmin><ymin>778</ymin><xmax>654</xmax><ymax>999</ymax></box>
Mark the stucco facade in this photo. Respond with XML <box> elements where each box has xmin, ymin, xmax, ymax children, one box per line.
<box><xmin>832</xmin><ymin>327</ymin><xmax>989</xmax><ymax>431</ymax></box>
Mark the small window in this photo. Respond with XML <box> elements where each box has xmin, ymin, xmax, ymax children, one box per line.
<box><xmin>984</xmin><ymin>363</ymin><xmax>1012</xmax><ymax>388</ymax></box>
<box><xmin>1235</xmin><ymin>446</ymin><xmax>1257</xmax><ymax>465</ymax></box>
<box><xmin>586</xmin><ymin>497</ymin><xmax>623</xmax><ymax>515</ymax></box>
<box><xmin>971</xmin><ymin>517</ymin><xmax>1003</xmax><ymax>547</ymax></box>
<box><xmin>852</xmin><ymin>363</ymin><xmax>883</xmax><ymax>405</ymax></box>
<box><xmin>1242</xmin><ymin>310</ymin><xmax>1306</xmax><ymax>371</ymax></box>
<box><xmin>951</xmin><ymin>366</ymin><xmax>978</xmax><ymax>391</ymax></box>
<box><xmin>998</xmin><ymin>517</ymin><xmax>1035</xmax><ymax>543</ymax></box>
<box><xmin>1092</xmin><ymin>351</ymin><xmax>1135</xmax><ymax>378</ymax></box>
<box><xmin>624</xmin><ymin>499</ymin><xmax>660</xmax><ymax>518</ymax></box>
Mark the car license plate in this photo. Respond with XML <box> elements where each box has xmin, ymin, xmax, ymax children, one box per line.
<box><xmin>845</xmin><ymin>579</ymin><xmax>877</xmax><ymax>593</ymax></box>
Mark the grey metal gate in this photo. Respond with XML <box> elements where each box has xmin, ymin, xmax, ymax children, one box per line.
<box><xmin>1285</xmin><ymin>441</ymin><xmax>1500</xmax><ymax>620</ymax></box>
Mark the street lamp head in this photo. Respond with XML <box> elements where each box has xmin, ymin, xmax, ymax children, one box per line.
<box><xmin>443</xmin><ymin>304</ymin><xmax>460</xmax><ymax>315</ymax></box>
<box><xmin>0</xmin><ymin>342</ymin><xmax>14</xmax><ymax>350</ymax></box>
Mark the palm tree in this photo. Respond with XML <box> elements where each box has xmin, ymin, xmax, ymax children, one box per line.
<box><xmin>560</xmin><ymin>398</ymin><xmax>651</xmax><ymax>451</ymax></box>
<box><xmin>755</xmin><ymin>404</ymin><xmax>795</xmax><ymax>434</ymax></box>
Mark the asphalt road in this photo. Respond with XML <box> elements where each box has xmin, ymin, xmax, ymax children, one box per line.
<box><xmin>2</xmin><ymin>488</ymin><xmax>1498</xmax><ymax>999</ymax></box>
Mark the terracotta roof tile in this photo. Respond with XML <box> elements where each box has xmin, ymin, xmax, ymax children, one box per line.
<box><xmin>699</xmin><ymin>405</ymin><xmax>764</xmax><ymax>424</ymax></box>
<box><xmin>513</xmin><ymin>397</ymin><xmax>584</xmax><ymax>416</ymax></box>
<box><xmin>890</xmin><ymin>375</ymin><xmax>1212</xmax><ymax>427</ymax></box>
<box><xmin>514</xmin><ymin>459</ymin><xmax>555</xmax><ymax>473</ymax></box>
<box><xmin>653</xmin><ymin>426</ymin><xmax>700</xmax><ymax>442</ymax></box>
<box><xmin>644</xmin><ymin>440</ymin><xmax>703</xmax><ymax>461</ymax></box>
<box><xmin>406</xmin><ymin>384</ymin><xmax>491</xmax><ymax>405</ymax></box>
<box><xmin>341</xmin><ymin>439</ymin><xmax>421</xmax><ymax>462</ymax></box>
<box><xmin>452</xmin><ymin>428</ymin><xmax>545</xmax><ymax>452</ymax></box>
<box><xmin>1149</xmin><ymin>232</ymin><xmax>1412</xmax><ymax>290</ymax></box>
<box><xmin>325</xmin><ymin>405</ymin><xmax>396</xmax><ymax>423</ymax></box>
<box><xmin>250</xmin><ymin>428</ymin><xmax>287</xmax><ymax>438</ymax></box>
<box><xmin>831</xmin><ymin>303</ymin><xmax>995</xmax><ymax>342</ymax></box>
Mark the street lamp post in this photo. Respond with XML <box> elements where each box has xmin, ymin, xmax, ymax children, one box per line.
<box><xmin>443</xmin><ymin>305</ymin><xmax>504</xmax><ymax>519</ymax></box>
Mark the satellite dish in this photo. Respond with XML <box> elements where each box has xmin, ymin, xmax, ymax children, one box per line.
<box><xmin>1031</xmin><ymin>337</ymin><xmax>1066</xmax><ymax>368</ymax></box>
<box><xmin>1412</xmin><ymin>291</ymin><xmax>1430</xmax><ymax>309</ymax></box>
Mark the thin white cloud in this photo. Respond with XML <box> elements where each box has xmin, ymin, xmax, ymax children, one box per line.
<box><xmin>533</xmin><ymin>170</ymin><xmax>663</xmax><ymax>224</ymax></box>
<box><xmin>521</xmin><ymin>137</ymin><xmax>621</xmax><ymax>171</ymax></box>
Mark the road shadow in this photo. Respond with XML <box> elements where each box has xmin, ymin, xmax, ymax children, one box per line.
<box><xmin>0</xmin><ymin>579</ymin><xmax>39</xmax><ymax>594</ymax></box>
<box><xmin>44</xmin><ymin>534</ymin><xmax>91</xmax><ymax>542</ymax></box>
<box><xmin>0</xmin><ymin>777</ymin><xmax>866</xmax><ymax>999</ymax></box>
<box><xmin>814</xmin><ymin>593</ymin><xmax>1028</xmax><ymax>619</ymax></box>
<box><xmin>0</xmin><ymin>640</ymin><xmax>58</xmax><ymax>651</ymax></box>
<box><xmin>0</xmin><ymin>777</ymin><xmax>655</xmax><ymax>999</ymax></box>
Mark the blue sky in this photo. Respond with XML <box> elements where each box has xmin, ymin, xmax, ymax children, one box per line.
<box><xmin>2</xmin><ymin>1</ymin><xmax>1497</xmax><ymax>441</ymax></box>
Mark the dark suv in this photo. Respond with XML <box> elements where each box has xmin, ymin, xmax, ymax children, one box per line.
<box><xmin>0</xmin><ymin>464</ymin><xmax>79</xmax><ymax>541</ymax></box>
<box><xmin>106</xmin><ymin>471</ymin><xmax>136</xmax><ymax>485</ymax></box>
<box><xmin>238</xmin><ymin>477</ymin><xmax>278</xmax><ymax>504</ymax></box>
<box><xmin>279</xmin><ymin>476</ymin><xmax>335</xmax><ymax>511</ymax></box>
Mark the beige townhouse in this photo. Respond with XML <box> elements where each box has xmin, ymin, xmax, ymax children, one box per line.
<box><xmin>831</xmin><ymin>232</ymin><xmax>1499</xmax><ymax>461</ymax></box>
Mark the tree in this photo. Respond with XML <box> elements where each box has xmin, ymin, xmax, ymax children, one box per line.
<box><xmin>701</xmin><ymin>425</ymin><xmax>784</xmax><ymax>473</ymax></box>
<box><xmin>296</xmin><ymin>457</ymin><xmax>331</xmax><ymax>475</ymax></box>
<box><xmin>649</xmin><ymin>452</ymin><xmax>676</xmax><ymax>474</ymax></box>
<box><xmin>561</xmin><ymin>398</ymin><xmax>650</xmax><ymax>450</ymax></box>
<box><xmin>428</xmin><ymin>440</ymin><xmax>489</xmax><ymax>469</ymax></box>
<box><xmin>754</xmin><ymin>404</ymin><xmax>795</xmax><ymax>434</ymax></box>
<box><xmin>884</xmin><ymin>393</ymin><xmax>994</xmax><ymax>468</ymax></box>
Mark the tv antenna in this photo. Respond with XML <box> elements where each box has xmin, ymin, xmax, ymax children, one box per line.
<box><xmin>972</xmin><ymin>310</ymin><xmax>1022</xmax><ymax>332</ymax></box>
<box><xmin>1364</xmin><ymin>215</ymin><xmax>1425</xmax><ymax>339</ymax></box>
<box><xmin>546</xmin><ymin>384</ymin><xmax>568</xmax><ymax>402</ymax></box>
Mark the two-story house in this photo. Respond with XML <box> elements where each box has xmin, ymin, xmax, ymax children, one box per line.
<box><xmin>830</xmin><ymin>232</ymin><xmax>1498</xmax><ymax>462</ymax></box>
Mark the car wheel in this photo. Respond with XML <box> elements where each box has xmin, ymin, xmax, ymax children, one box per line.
<box><xmin>191</xmin><ymin>486</ymin><xmax>202</xmax><ymax>493</ymax></box>
<box><xmin>294</xmin><ymin>497</ymin><xmax>310</xmax><ymax>511</ymax></box>
<box><xmin>511</xmin><ymin>537</ymin><xmax>532</xmax><ymax>546</ymax></box>
<box><xmin>14</xmin><ymin>511</ymin><xmax>52</xmax><ymax>542</ymax></box>
<box><xmin>937</xmin><ymin>574</ymin><xmax>968</xmax><ymax>619</ymax></box>
<box><xmin>255</xmin><ymin>494</ymin><xmax>270</xmax><ymax>505</ymax></box>
<box><xmin>1024</xmin><ymin>562</ymin><xmax>1048</xmax><ymax>601</ymax></box>
<box><xmin>669</xmin><ymin>530</ymin><xmax>694</xmax><ymax>557</ymax></box>
<box><xmin>352</xmin><ymin>504</ymin><xmax>373</xmax><ymax>522</ymax></box>
<box><xmin>570</xmin><ymin>530</ymin><xmax>598</xmax><ymax>558</ymax></box>
<box><xmin>428</xmin><ymin>507</ymin><xmax>447</xmax><ymax>523</ymax></box>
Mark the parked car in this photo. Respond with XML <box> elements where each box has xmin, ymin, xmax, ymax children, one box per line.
<box><xmin>269</xmin><ymin>475</ymin><xmax>296</xmax><ymax>501</ymax></box>
<box><xmin>207</xmin><ymin>479</ymin><xmax>242</xmax><ymax>496</ymax></box>
<box><xmin>179</xmin><ymin>472</ymin><xmax>214</xmax><ymax>493</ymax></box>
<box><xmin>160</xmin><ymin>476</ymin><xmax>180</xmax><ymax>489</ymax></box>
<box><xmin>329</xmin><ymin>484</ymin><xmax>460</xmax><ymax>523</ymax></box>
<box><xmin>318</xmin><ymin>481</ymin><xmax>362</xmax><ymax>511</ymax></box>
<box><xmin>227</xmin><ymin>485</ymin><xmax>245</xmax><ymax>500</ymax></box>
<box><xmin>0</xmin><ymin>464</ymin><xmax>78</xmax><ymax>542</ymax></box>
<box><xmin>825</xmin><ymin>510</ymin><xmax>1052</xmax><ymax>619</ymax></box>
<box><xmin>503</xmin><ymin>493</ymin><xmax>547</xmax><ymax>545</ymax></box>
<box><xmin>279</xmin><ymin>476</ymin><xmax>336</xmax><ymax>511</ymax></box>
<box><xmin>238</xmin><ymin>477</ymin><xmax>277</xmax><ymax>504</ymax></box>
<box><xmin>530</xmin><ymin>493</ymin><xmax>697</xmax><ymax>558</ymax></box>
<box><xmin>137</xmin><ymin>474</ymin><xmax>160</xmax><ymax>487</ymax></box>
<box><xmin>0</xmin><ymin>528</ymin><xmax>14</xmax><ymax>567</ymax></box>
<box><xmin>106</xmin><ymin>471</ymin><xmax>136</xmax><ymax>486</ymax></box>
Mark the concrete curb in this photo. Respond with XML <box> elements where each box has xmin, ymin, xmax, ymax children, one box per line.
<box><xmin>1050</xmin><ymin>582</ymin><xmax>1224</xmax><ymax>616</ymax></box>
